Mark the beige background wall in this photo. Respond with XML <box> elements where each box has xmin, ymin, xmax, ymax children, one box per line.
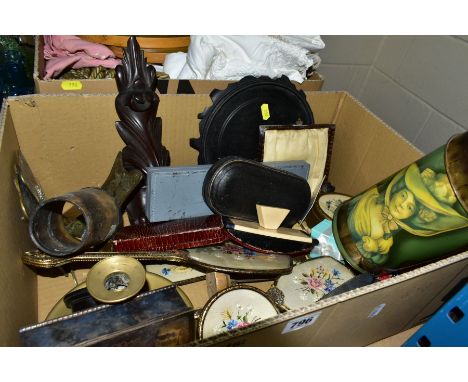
<box><xmin>319</xmin><ymin>36</ymin><xmax>468</xmax><ymax>153</ymax></box>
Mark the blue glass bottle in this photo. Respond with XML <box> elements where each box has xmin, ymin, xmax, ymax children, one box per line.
<box><xmin>0</xmin><ymin>36</ymin><xmax>34</xmax><ymax>104</ymax></box>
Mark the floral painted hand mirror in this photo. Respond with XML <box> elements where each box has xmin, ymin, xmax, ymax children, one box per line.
<box><xmin>198</xmin><ymin>285</ymin><xmax>279</xmax><ymax>339</ymax></box>
<box><xmin>274</xmin><ymin>257</ymin><xmax>354</xmax><ymax>310</ymax></box>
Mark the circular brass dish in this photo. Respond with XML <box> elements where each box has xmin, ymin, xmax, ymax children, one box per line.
<box><xmin>86</xmin><ymin>256</ymin><xmax>146</xmax><ymax>303</ymax></box>
<box><xmin>46</xmin><ymin>271</ymin><xmax>192</xmax><ymax>321</ymax></box>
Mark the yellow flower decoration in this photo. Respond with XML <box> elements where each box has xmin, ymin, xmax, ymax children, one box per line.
<box><xmin>222</xmin><ymin>308</ymin><xmax>232</xmax><ymax>320</ymax></box>
<box><xmin>381</xmin><ymin>207</ymin><xmax>399</xmax><ymax>233</ymax></box>
<box><xmin>172</xmin><ymin>266</ymin><xmax>192</xmax><ymax>273</ymax></box>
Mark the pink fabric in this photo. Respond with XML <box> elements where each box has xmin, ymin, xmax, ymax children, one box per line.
<box><xmin>43</xmin><ymin>35</ymin><xmax>121</xmax><ymax>79</ymax></box>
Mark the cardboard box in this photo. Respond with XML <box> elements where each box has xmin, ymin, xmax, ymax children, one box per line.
<box><xmin>1</xmin><ymin>91</ymin><xmax>467</xmax><ymax>346</ymax></box>
<box><xmin>34</xmin><ymin>36</ymin><xmax>324</xmax><ymax>95</ymax></box>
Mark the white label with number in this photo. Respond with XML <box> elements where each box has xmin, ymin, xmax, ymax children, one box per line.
<box><xmin>281</xmin><ymin>311</ymin><xmax>322</xmax><ymax>334</ymax></box>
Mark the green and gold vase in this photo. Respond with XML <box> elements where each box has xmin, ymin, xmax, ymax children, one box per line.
<box><xmin>333</xmin><ymin>131</ymin><xmax>468</xmax><ymax>273</ymax></box>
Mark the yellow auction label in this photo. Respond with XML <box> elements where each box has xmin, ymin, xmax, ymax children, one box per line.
<box><xmin>61</xmin><ymin>81</ymin><xmax>83</xmax><ymax>91</ymax></box>
<box><xmin>261</xmin><ymin>103</ymin><xmax>270</xmax><ymax>120</ymax></box>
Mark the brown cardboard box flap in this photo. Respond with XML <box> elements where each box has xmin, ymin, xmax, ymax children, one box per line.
<box><xmin>190</xmin><ymin>251</ymin><xmax>468</xmax><ymax>346</ymax></box>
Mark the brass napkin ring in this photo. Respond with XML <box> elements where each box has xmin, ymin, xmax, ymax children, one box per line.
<box><xmin>27</xmin><ymin>152</ymin><xmax>142</xmax><ymax>256</ymax></box>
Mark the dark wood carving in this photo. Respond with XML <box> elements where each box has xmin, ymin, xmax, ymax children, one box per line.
<box><xmin>115</xmin><ymin>36</ymin><xmax>170</xmax><ymax>224</ymax></box>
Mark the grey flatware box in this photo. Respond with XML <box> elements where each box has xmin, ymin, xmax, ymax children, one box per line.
<box><xmin>146</xmin><ymin>160</ymin><xmax>310</xmax><ymax>222</ymax></box>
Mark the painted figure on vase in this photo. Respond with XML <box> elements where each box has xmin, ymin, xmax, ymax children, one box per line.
<box><xmin>347</xmin><ymin>163</ymin><xmax>468</xmax><ymax>265</ymax></box>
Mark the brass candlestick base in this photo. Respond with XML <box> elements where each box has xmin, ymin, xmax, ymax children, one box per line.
<box><xmin>87</xmin><ymin>256</ymin><xmax>146</xmax><ymax>304</ymax></box>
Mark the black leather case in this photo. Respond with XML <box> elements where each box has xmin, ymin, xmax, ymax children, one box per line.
<box><xmin>203</xmin><ymin>157</ymin><xmax>312</xmax><ymax>228</ymax></box>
